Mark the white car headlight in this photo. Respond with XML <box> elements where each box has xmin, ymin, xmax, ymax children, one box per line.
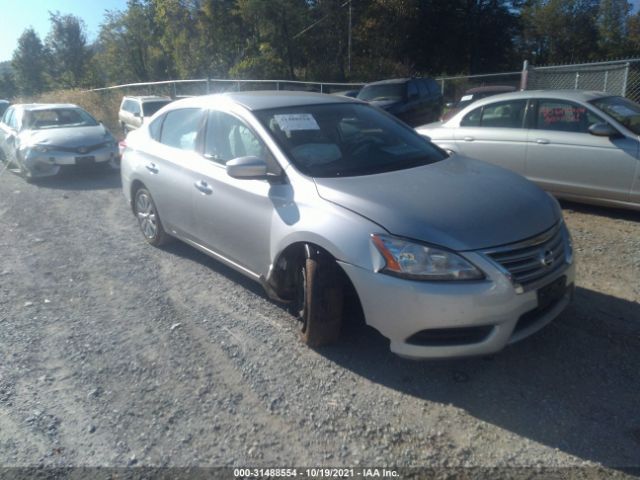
<box><xmin>371</xmin><ymin>234</ymin><xmax>484</xmax><ymax>281</ymax></box>
<box><xmin>33</xmin><ymin>145</ymin><xmax>49</xmax><ymax>153</ymax></box>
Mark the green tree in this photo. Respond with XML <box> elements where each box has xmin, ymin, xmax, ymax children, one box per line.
<box><xmin>597</xmin><ymin>0</ymin><xmax>631</xmax><ymax>58</ymax></box>
<box><xmin>521</xmin><ymin>0</ymin><xmax>600</xmax><ymax>64</ymax></box>
<box><xmin>46</xmin><ymin>12</ymin><xmax>92</xmax><ymax>88</ymax></box>
<box><xmin>96</xmin><ymin>0</ymin><xmax>172</xmax><ymax>84</ymax></box>
<box><xmin>0</xmin><ymin>71</ymin><xmax>18</xmax><ymax>99</ymax></box>
<box><xmin>12</xmin><ymin>28</ymin><xmax>48</xmax><ymax>96</ymax></box>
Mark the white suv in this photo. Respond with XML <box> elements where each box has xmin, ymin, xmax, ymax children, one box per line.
<box><xmin>118</xmin><ymin>96</ymin><xmax>172</xmax><ymax>134</ymax></box>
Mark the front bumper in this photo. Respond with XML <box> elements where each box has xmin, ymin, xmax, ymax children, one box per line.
<box><xmin>23</xmin><ymin>147</ymin><xmax>118</xmax><ymax>177</ymax></box>
<box><xmin>339</xmin><ymin>252</ymin><xmax>575</xmax><ymax>359</ymax></box>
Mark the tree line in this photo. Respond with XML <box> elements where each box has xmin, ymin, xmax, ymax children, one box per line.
<box><xmin>1</xmin><ymin>0</ymin><xmax>640</xmax><ymax>99</ymax></box>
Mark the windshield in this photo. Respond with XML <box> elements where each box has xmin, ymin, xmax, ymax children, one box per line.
<box><xmin>23</xmin><ymin>108</ymin><xmax>98</xmax><ymax>130</ymax></box>
<box><xmin>142</xmin><ymin>100</ymin><xmax>172</xmax><ymax>117</ymax></box>
<box><xmin>590</xmin><ymin>96</ymin><xmax>640</xmax><ymax>135</ymax></box>
<box><xmin>254</xmin><ymin>103</ymin><xmax>446</xmax><ymax>178</ymax></box>
<box><xmin>357</xmin><ymin>84</ymin><xmax>405</xmax><ymax>102</ymax></box>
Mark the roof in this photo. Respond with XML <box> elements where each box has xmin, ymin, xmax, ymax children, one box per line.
<box><xmin>123</xmin><ymin>95</ymin><xmax>172</xmax><ymax>101</ymax></box>
<box><xmin>172</xmin><ymin>91</ymin><xmax>357</xmax><ymax>111</ymax></box>
<box><xmin>362</xmin><ymin>78</ymin><xmax>411</xmax><ymax>86</ymax></box>
<box><xmin>472</xmin><ymin>89</ymin><xmax>613</xmax><ymax>103</ymax></box>
<box><xmin>464</xmin><ymin>85</ymin><xmax>516</xmax><ymax>94</ymax></box>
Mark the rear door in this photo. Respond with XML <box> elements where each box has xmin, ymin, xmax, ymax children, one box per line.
<box><xmin>138</xmin><ymin>107</ymin><xmax>204</xmax><ymax>238</ymax></box>
<box><xmin>453</xmin><ymin>99</ymin><xmax>529</xmax><ymax>174</ymax></box>
<box><xmin>525</xmin><ymin>99</ymin><xmax>637</xmax><ymax>202</ymax></box>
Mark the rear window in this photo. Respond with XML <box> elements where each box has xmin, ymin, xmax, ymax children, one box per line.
<box><xmin>357</xmin><ymin>83</ymin><xmax>406</xmax><ymax>102</ymax></box>
<box><xmin>142</xmin><ymin>100</ymin><xmax>172</xmax><ymax>117</ymax></box>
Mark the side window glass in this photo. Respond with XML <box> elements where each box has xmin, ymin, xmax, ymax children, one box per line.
<box><xmin>461</xmin><ymin>107</ymin><xmax>482</xmax><ymax>127</ymax></box>
<box><xmin>8</xmin><ymin>110</ymin><xmax>19</xmax><ymax>130</ymax></box>
<box><xmin>123</xmin><ymin>100</ymin><xmax>133</xmax><ymax>113</ymax></box>
<box><xmin>407</xmin><ymin>81</ymin><xmax>418</xmax><ymax>98</ymax></box>
<box><xmin>149</xmin><ymin>114</ymin><xmax>164</xmax><ymax>141</ymax></box>
<box><xmin>133</xmin><ymin>102</ymin><xmax>141</xmax><ymax>115</ymax></box>
<box><xmin>204</xmin><ymin>111</ymin><xmax>278</xmax><ymax>172</ymax></box>
<box><xmin>427</xmin><ymin>79</ymin><xmax>441</xmax><ymax>96</ymax></box>
<box><xmin>3</xmin><ymin>108</ymin><xmax>14</xmax><ymax>126</ymax></box>
<box><xmin>159</xmin><ymin>108</ymin><xmax>203</xmax><ymax>151</ymax></box>
<box><xmin>536</xmin><ymin>100</ymin><xmax>592</xmax><ymax>133</ymax></box>
<box><xmin>417</xmin><ymin>80</ymin><xmax>428</xmax><ymax>97</ymax></box>
<box><xmin>479</xmin><ymin>100</ymin><xmax>526</xmax><ymax>128</ymax></box>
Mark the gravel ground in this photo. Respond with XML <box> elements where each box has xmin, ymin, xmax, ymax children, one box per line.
<box><xmin>0</xmin><ymin>165</ymin><xmax>639</xmax><ymax>477</ymax></box>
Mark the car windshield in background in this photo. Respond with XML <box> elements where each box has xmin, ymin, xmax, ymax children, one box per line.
<box><xmin>591</xmin><ymin>96</ymin><xmax>640</xmax><ymax>135</ymax></box>
<box><xmin>357</xmin><ymin>84</ymin><xmax>405</xmax><ymax>102</ymax></box>
<box><xmin>255</xmin><ymin>103</ymin><xmax>446</xmax><ymax>178</ymax></box>
<box><xmin>24</xmin><ymin>108</ymin><xmax>98</xmax><ymax>130</ymax></box>
<box><xmin>142</xmin><ymin>101</ymin><xmax>171</xmax><ymax>117</ymax></box>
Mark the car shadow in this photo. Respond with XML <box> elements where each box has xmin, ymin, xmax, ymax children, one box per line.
<box><xmin>320</xmin><ymin>286</ymin><xmax>640</xmax><ymax>471</ymax></box>
<box><xmin>157</xmin><ymin>240</ymin><xmax>640</xmax><ymax>470</ymax></box>
<box><xmin>560</xmin><ymin>199</ymin><xmax>639</xmax><ymax>221</ymax></box>
<box><xmin>31</xmin><ymin>165</ymin><xmax>121</xmax><ymax>191</ymax></box>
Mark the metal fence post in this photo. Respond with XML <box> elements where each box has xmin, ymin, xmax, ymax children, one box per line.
<box><xmin>574</xmin><ymin>72</ymin><xmax>580</xmax><ymax>90</ymax></box>
<box><xmin>623</xmin><ymin>62</ymin><xmax>630</xmax><ymax>97</ymax></box>
<box><xmin>603</xmin><ymin>71</ymin><xmax>608</xmax><ymax>91</ymax></box>
<box><xmin>206</xmin><ymin>77</ymin><xmax>210</xmax><ymax>94</ymax></box>
<box><xmin>520</xmin><ymin>60</ymin><xmax>529</xmax><ymax>90</ymax></box>
<box><xmin>440</xmin><ymin>79</ymin><xmax>445</xmax><ymax>95</ymax></box>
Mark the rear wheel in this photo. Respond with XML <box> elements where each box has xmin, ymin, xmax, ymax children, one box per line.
<box><xmin>295</xmin><ymin>254</ymin><xmax>344</xmax><ymax>347</ymax></box>
<box><xmin>133</xmin><ymin>188</ymin><xmax>170</xmax><ymax>246</ymax></box>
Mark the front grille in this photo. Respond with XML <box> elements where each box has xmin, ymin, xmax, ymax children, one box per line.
<box><xmin>483</xmin><ymin>223</ymin><xmax>568</xmax><ymax>291</ymax></box>
<box><xmin>51</xmin><ymin>143</ymin><xmax>108</xmax><ymax>154</ymax></box>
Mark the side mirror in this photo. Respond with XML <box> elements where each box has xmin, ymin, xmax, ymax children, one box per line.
<box><xmin>226</xmin><ymin>156</ymin><xmax>269</xmax><ymax>179</ymax></box>
<box><xmin>589</xmin><ymin>122</ymin><xmax>619</xmax><ymax>138</ymax></box>
<box><xmin>133</xmin><ymin>112</ymin><xmax>141</xmax><ymax>118</ymax></box>
<box><xmin>445</xmin><ymin>102</ymin><xmax>455</xmax><ymax>108</ymax></box>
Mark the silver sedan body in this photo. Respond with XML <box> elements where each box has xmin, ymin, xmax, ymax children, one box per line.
<box><xmin>417</xmin><ymin>90</ymin><xmax>640</xmax><ymax>211</ymax></box>
<box><xmin>121</xmin><ymin>92</ymin><xmax>574</xmax><ymax>359</ymax></box>
<box><xmin>0</xmin><ymin>103</ymin><xmax>118</xmax><ymax>179</ymax></box>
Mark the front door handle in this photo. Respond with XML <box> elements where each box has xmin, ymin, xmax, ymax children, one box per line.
<box><xmin>535</xmin><ymin>138</ymin><xmax>549</xmax><ymax>145</ymax></box>
<box><xmin>463</xmin><ymin>136</ymin><xmax>475</xmax><ymax>142</ymax></box>
<box><xmin>194</xmin><ymin>180</ymin><xmax>213</xmax><ymax>195</ymax></box>
<box><xmin>145</xmin><ymin>163</ymin><xmax>159</xmax><ymax>174</ymax></box>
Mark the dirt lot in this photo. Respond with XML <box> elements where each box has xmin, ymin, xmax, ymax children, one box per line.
<box><xmin>0</xmin><ymin>165</ymin><xmax>639</xmax><ymax>477</ymax></box>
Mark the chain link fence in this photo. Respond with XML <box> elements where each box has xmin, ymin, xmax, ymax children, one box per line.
<box><xmin>436</xmin><ymin>59</ymin><xmax>640</xmax><ymax>105</ymax></box>
<box><xmin>90</xmin><ymin>78</ymin><xmax>364</xmax><ymax>98</ymax></box>
<box><xmin>526</xmin><ymin>59</ymin><xmax>640</xmax><ymax>102</ymax></box>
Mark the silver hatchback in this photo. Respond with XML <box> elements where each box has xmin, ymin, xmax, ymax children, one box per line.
<box><xmin>121</xmin><ymin>92</ymin><xmax>575</xmax><ymax>359</ymax></box>
<box><xmin>417</xmin><ymin>90</ymin><xmax>640</xmax><ymax>211</ymax></box>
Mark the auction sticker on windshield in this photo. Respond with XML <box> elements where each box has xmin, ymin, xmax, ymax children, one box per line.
<box><xmin>274</xmin><ymin>113</ymin><xmax>320</xmax><ymax>132</ymax></box>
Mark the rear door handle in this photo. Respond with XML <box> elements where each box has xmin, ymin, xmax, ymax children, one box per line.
<box><xmin>463</xmin><ymin>136</ymin><xmax>475</xmax><ymax>142</ymax></box>
<box><xmin>145</xmin><ymin>163</ymin><xmax>159</xmax><ymax>174</ymax></box>
<box><xmin>194</xmin><ymin>180</ymin><xmax>213</xmax><ymax>195</ymax></box>
<box><xmin>535</xmin><ymin>138</ymin><xmax>549</xmax><ymax>145</ymax></box>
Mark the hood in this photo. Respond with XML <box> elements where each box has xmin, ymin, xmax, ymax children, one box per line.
<box><xmin>20</xmin><ymin>125</ymin><xmax>111</xmax><ymax>148</ymax></box>
<box><xmin>314</xmin><ymin>155</ymin><xmax>560</xmax><ymax>251</ymax></box>
<box><xmin>369</xmin><ymin>99</ymin><xmax>401</xmax><ymax>110</ymax></box>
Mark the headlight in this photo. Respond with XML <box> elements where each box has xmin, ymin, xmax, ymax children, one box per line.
<box><xmin>371</xmin><ymin>234</ymin><xmax>484</xmax><ymax>281</ymax></box>
<box><xmin>33</xmin><ymin>145</ymin><xmax>49</xmax><ymax>153</ymax></box>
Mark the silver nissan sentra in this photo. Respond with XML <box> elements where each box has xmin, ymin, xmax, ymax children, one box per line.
<box><xmin>121</xmin><ymin>92</ymin><xmax>575</xmax><ymax>359</ymax></box>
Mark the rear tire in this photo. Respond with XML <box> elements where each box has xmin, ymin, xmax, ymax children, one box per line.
<box><xmin>295</xmin><ymin>255</ymin><xmax>344</xmax><ymax>347</ymax></box>
<box><xmin>133</xmin><ymin>187</ymin><xmax>170</xmax><ymax>246</ymax></box>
